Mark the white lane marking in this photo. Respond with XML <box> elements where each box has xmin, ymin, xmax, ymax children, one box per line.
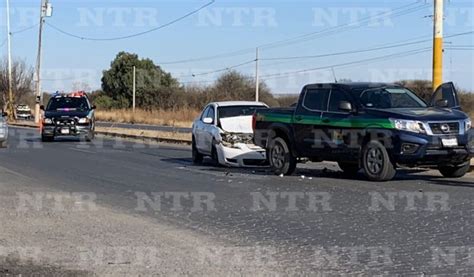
<box><xmin>68</xmin><ymin>148</ymin><xmax>96</xmax><ymax>154</ymax></box>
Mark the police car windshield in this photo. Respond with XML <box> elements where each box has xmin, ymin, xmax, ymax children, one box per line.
<box><xmin>359</xmin><ymin>87</ymin><xmax>427</xmax><ymax>109</ymax></box>
<box><xmin>47</xmin><ymin>97</ymin><xmax>89</xmax><ymax>111</ymax></box>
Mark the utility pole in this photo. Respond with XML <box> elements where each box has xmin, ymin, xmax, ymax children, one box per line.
<box><xmin>34</xmin><ymin>0</ymin><xmax>52</xmax><ymax>124</ymax></box>
<box><xmin>255</xmin><ymin>47</ymin><xmax>259</xmax><ymax>102</ymax></box>
<box><xmin>432</xmin><ymin>0</ymin><xmax>444</xmax><ymax>91</ymax></box>
<box><xmin>5</xmin><ymin>0</ymin><xmax>14</xmax><ymax>121</ymax></box>
<box><xmin>132</xmin><ymin>66</ymin><xmax>136</xmax><ymax>113</ymax></box>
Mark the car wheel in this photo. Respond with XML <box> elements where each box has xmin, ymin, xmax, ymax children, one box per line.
<box><xmin>211</xmin><ymin>143</ymin><xmax>221</xmax><ymax>166</ymax></box>
<box><xmin>268</xmin><ymin>137</ymin><xmax>297</xmax><ymax>176</ymax></box>
<box><xmin>362</xmin><ymin>140</ymin><xmax>396</xmax><ymax>181</ymax></box>
<box><xmin>439</xmin><ymin>162</ymin><xmax>470</xmax><ymax>178</ymax></box>
<box><xmin>338</xmin><ymin>162</ymin><xmax>360</xmax><ymax>175</ymax></box>
<box><xmin>192</xmin><ymin>137</ymin><xmax>204</xmax><ymax>164</ymax></box>
<box><xmin>41</xmin><ymin>134</ymin><xmax>54</xmax><ymax>142</ymax></box>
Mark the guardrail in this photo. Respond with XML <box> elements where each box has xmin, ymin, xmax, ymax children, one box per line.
<box><xmin>8</xmin><ymin>122</ymin><xmax>192</xmax><ymax>145</ymax></box>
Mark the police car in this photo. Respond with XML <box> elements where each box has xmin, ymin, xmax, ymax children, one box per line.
<box><xmin>40</xmin><ymin>91</ymin><xmax>96</xmax><ymax>142</ymax></box>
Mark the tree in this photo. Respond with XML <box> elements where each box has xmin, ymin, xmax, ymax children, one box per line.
<box><xmin>101</xmin><ymin>52</ymin><xmax>180</xmax><ymax>109</ymax></box>
<box><xmin>0</xmin><ymin>58</ymin><xmax>34</xmax><ymax>111</ymax></box>
<box><xmin>210</xmin><ymin>70</ymin><xmax>278</xmax><ymax>106</ymax></box>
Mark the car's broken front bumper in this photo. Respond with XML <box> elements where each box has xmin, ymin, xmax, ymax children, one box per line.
<box><xmin>216</xmin><ymin>143</ymin><xmax>267</xmax><ymax>167</ymax></box>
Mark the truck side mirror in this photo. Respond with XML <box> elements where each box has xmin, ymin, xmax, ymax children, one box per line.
<box><xmin>435</xmin><ymin>99</ymin><xmax>449</xmax><ymax>108</ymax></box>
<box><xmin>2</xmin><ymin>112</ymin><xmax>8</xmax><ymax>117</ymax></box>
<box><xmin>339</xmin><ymin>101</ymin><xmax>353</xmax><ymax>112</ymax></box>
<box><xmin>40</xmin><ymin>105</ymin><xmax>45</xmax><ymax>111</ymax></box>
<box><xmin>91</xmin><ymin>105</ymin><xmax>97</xmax><ymax>110</ymax></box>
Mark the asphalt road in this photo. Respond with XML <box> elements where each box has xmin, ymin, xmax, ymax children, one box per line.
<box><xmin>96</xmin><ymin>121</ymin><xmax>192</xmax><ymax>133</ymax></box>
<box><xmin>1</xmin><ymin>127</ymin><xmax>474</xmax><ymax>275</ymax></box>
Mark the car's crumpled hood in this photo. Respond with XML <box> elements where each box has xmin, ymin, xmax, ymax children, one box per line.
<box><xmin>219</xmin><ymin>115</ymin><xmax>253</xmax><ymax>134</ymax></box>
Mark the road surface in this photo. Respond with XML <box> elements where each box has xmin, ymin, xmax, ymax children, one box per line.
<box><xmin>1</xmin><ymin>127</ymin><xmax>473</xmax><ymax>275</ymax></box>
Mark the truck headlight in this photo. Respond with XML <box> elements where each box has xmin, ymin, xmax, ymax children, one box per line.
<box><xmin>78</xmin><ymin>118</ymin><xmax>89</xmax><ymax>124</ymax></box>
<box><xmin>43</xmin><ymin>118</ymin><xmax>53</xmax><ymax>124</ymax></box>
<box><xmin>465</xmin><ymin>118</ymin><xmax>472</xmax><ymax>131</ymax></box>
<box><xmin>390</xmin><ymin>119</ymin><xmax>427</xmax><ymax>134</ymax></box>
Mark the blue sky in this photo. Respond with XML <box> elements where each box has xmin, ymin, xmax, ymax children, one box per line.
<box><xmin>1</xmin><ymin>0</ymin><xmax>473</xmax><ymax>94</ymax></box>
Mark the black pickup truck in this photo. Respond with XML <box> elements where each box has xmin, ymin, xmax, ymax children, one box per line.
<box><xmin>254</xmin><ymin>82</ymin><xmax>473</xmax><ymax>181</ymax></box>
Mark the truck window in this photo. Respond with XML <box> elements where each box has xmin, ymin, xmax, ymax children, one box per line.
<box><xmin>328</xmin><ymin>89</ymin><xmax>351</xmax><ymax>112</ymax></box>
<box><xmin>303</xmin><ymin>88</ymin><xmax>330</xmax><ymax>111</ymax></box>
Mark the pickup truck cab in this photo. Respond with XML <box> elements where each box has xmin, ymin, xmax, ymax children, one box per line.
<box><xmin>254</xmin><ymin>82</ymin><xmax>473</xmax><ymax>181</ymax></box>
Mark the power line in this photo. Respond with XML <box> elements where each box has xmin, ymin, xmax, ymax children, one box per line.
<box><xmin>260</xmin><ymin>30</ymin><xmax>474</xmax><ymax>62</ymax></box>
<box><xmin>159</xmin><ymin>2</ymin><xmax>428</xmax><ymax>65</ymax></box>
<box><xmin>183</xmin><ymin>60</ymin><xmax>255</xmax><ymax>78</ymax></box>
<box><xmin>10</xmin><ymin>23</ymin><xmax>39</xmax><ymax>35</ymax></box>
<box><xmin>45</xmin><ymin>0</ymin><xmax>215</xmax><ymax>41</ymax></box>
<box><xmin>259</xmin><ymin>2</ymin><xmax>428</xmax><ymax>50</ymax></box>
<box><xmin>260</xmin><ymin>47</ymin><xmax>431</xmax><ymax>79</ymax></box>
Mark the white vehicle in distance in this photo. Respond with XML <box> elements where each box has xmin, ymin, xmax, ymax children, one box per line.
<box><xmin>0</xmin><ymin>111</ymin><xmax>9</xmax><ymax>148</ymax></box>
<box><xmin>192</xmin><ymin>101</ymin><xmax>268</xmax><ymax>167</ymax></box>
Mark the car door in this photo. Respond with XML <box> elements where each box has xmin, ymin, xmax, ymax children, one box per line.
<box><xmin>201</xmin><ymin>105</ymin><xmax>216</xmax><ymax>154</ymax></box>
<box><xmin>321</xmin><ymin>87</ymin><xmax>358</xmax><ymax>160</ymax></box>
<box><xmin>430</xmin><ymin>82</ymin><xmax>461</xmax><ymax>110</ymax></box>
<box><xmin>293</xmin><ymin>85</ymin><xmax>330</xmax><ymax>158</ymax></box>
<box><xmin>194</xmin><ymin>106</ymin><xmax>211</xmax><ymax>152</ymax></box>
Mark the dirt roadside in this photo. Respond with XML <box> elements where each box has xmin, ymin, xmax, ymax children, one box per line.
<box><xmin>0</xmin><ymin>166</ymin><xmax>282</xmax><ymax>276</ymax></box>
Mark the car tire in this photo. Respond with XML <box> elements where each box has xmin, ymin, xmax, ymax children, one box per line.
<box><xmin>438</xmin><ymin>162</ymin><xmax>470</xmax><ymax>178</ymax></box>
<box><xmin>211</xmin><ymin>142</ymin><xmax>221</xmax><ymax>166</ymax></box>
<box><xmin>41</xmin><ymin>134</ymin><xmax>54</xmax><ymax>142</ymax></box>
<box><xmin>338</xmin><ymin>162</ymin><xmax>360</xmax><ymax>175</ymax></box>
<box><xmin>268</xmin><ymin>137</ymin><xmax>297</xmax><ymax>176</ymax></box>
<box><xmin>362</xmin><ymin>140</ymin><xmax>396</xmax><ymax>181</ymax></box>
<box><xmin>192</xmin><ymin>137</ymin><xmax>204</xmax><ymax>164</ymax></box>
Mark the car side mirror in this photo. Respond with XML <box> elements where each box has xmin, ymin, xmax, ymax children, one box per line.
<box><xmin>91</xmin><ymin>105</ymin><xmax>97</xmax><ymax>110</ymax></box>
<box><xmin>339</xmin><ymin>101</ymin><xmax>353</xmax><ymax>112</ymax></box>
<box><xmin>435</xmin><ymin>99</ymin><xmax>449</xmax><ymax>108</ymax></box>
<box><xmin>40</xmin><ymin>105</ymin><xmax>45</xmax><ymax>111</ymax></box>
<box><xmin>2</xmin><ymin>112</ymin><xmax>7</xmax><ymax>117</ymax></box>
<box><xmin>202</xmin><ymin>117</ymin><xmax>213</xmax><ymax>124</ymax></box>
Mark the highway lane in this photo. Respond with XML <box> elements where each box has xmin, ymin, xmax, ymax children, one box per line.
<box><xmin>96</xmin><ymin>121</ymin><xmax>192</xmax><ymax>133</ymax></box>
<box><xmin>1</xmin><ymin>127</ymin><xmax>474</xmax><ymax>275</ymax></box>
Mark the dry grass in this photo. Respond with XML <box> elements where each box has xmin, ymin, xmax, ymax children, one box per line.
<box><xmin>96</xmin><ymin>127</ymin><xmax>191</xmax><ymax>142</ymax></box>
<box><xmin>95</xmin><ymin>109</ymin><xmax>200</xmax><ymax>128</ymax></box>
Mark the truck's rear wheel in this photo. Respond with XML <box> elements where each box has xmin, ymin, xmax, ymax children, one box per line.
<box><xmin>439</xmin><ymin>162</ymin><xmax>470</xmax><ymax>178</ymax></box>
<box><xmin>362</xmin><ymin>140</ymin><xmax>396</xmax><ymax>181</ymax></box>
<box><xmin>268</xmin><ymin>137</ymin><xmax>296</xmax><ymax>176</ymax></box>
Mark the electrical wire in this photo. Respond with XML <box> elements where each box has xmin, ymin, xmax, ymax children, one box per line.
<box><xmin>183</xmin><ymin>60</ymin><xmax>255</xmax><ymax>78</ymax></box>
<box><xmin>159</xmin><ymin>2</ymin><xmax>429</xmax><ymax>65</ymax></box>
<box><xmin>45</xmin><ymin>0</ymin><xmax>215</xmax><ymax>41</ymax></box>
<box><xmin>260</xmin><ymin>47</ymin><xmax>431</xmax><ymax>80</ymax></box>
<box><xmin>10</xmin><ymin>23</ymin><xmax>39</xmax><ymax>35</ymax></box>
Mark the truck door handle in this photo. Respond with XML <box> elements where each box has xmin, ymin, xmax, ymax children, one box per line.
<box><xmin>322</xmin><ymin>118</ymin><xmax>331</xmax><ymax>123</ymax></box>
<box><xmin>295</xmin><ymin>116</ymin><xmax>303</xmax><ymax>121</ymax></box>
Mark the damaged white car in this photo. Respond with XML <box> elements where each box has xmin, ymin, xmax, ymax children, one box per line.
<box><xmin>192</xmin><ymin>101</ymin><xmax>268</xmax><ymax>167</ymax></box>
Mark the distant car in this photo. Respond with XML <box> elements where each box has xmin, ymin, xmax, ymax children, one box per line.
<box><xmin>0</xmin><ymin>111</ymin><xmax>8</xmax><ymax>148</ymax></box>
<box><xmin>40</xmin><ymin>91</ymin><xmax>96</xmax><ymax>142</ymax></box>
<box><xmin>192</xmin><ymin>101</ymin><xmax>268</xmax><ymax>167</ymax></box>
<box><xmin>16</xmin><ymin>104</ymin><xmax>32</xmax><ymax>120</ymax></box>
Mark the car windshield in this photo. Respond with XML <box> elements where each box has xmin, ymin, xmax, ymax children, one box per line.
<box><xmin>217</xmin><ymin>105</ymin><xmax>266</xmax><ymax>119</ymax></box>
<box><xmin>47</xmin><ymin>97</ymin><xmax>89</xmax><ymax>111</ymax></box>
<box><xmin>359</xmin><ymin>87</ymin><xmax>427</xmax><ymax>109</ymax></box>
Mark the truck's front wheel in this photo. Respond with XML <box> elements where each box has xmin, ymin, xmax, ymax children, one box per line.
<box><xmin>362</xmin><ymin>140</ymin><xmax>396</xmax><ymax>181</ymax></box>
<box><xmin>268</xmin><ymin>137</ymin><xmax>296</xmax><ymax>176</ymax></box>
<box><xmin>438</xmin><ymin>162</ymin><xmax>470</xmax><ymax>178</ymax></box>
